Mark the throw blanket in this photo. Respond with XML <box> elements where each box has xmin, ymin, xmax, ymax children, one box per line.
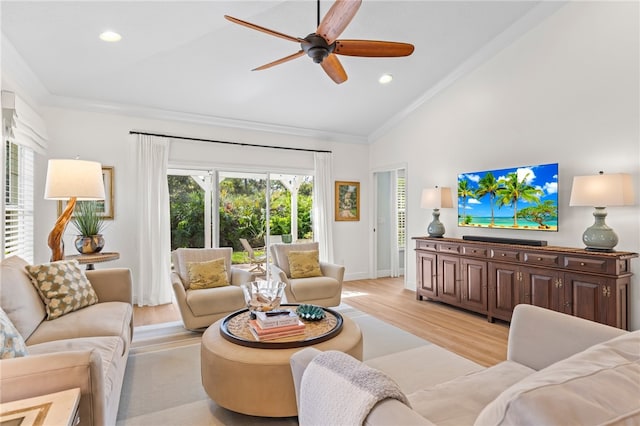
<box><xmin>299</xmin><ymin>350</ymin><xmax>410</xmax><ymax>426</ymax></box>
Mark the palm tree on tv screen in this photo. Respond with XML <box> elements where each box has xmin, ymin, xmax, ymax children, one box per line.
<box><xmin>496</xmin><ymin>172</ymin><xmax>542</xmax><ymax>227</ymax></box>
<box><xmin>475</xmin><ymin>172</ymin><xmax>500</xmax><ymax>226</ymax></box>
<box><xmin>457</xmin><ymin>179</ymin><xmax>474</xmax><ymax>223</ymax></box>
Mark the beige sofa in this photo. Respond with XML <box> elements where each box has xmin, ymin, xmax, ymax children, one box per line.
<box><xmin>270</xmin><ymin>242</ymin><xmax>344</xmax><ymax>307</ymax></box>
<box><xmin>291</xmin><ymin>304</ymin><xmax>639</xmax><ymax>425</ymax></box>
<box><xmin>0</xmin><ymin>256</ymin><xmax>134</xmax><ymax>426</ymax></box>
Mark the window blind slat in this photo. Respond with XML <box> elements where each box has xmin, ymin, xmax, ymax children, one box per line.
<box><xmin>3</xmin><ymin>141</ymin><xmax>34</xmax><ymax>263</ymax></box>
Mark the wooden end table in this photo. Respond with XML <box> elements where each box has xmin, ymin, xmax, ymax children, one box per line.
<box><xmin>66</xmin><ymin>252</ymin><xmax>119</xmax><ymax>270</ymax></box>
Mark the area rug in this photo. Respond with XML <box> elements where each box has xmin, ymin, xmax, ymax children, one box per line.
<box><xmin>116</xmin><ymin>304</ymin><xmax>482</xmax><ymax>425</ymax></box>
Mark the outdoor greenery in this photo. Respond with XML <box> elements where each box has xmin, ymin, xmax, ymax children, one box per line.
<box><xmin>72</xmin><ymin>201</ymin><xmax>105</xmax><ymax>236</ymax></box>
<box><xmin>169</xmin><ymin>175</ymin><xmax>313</xmax><ymax>252</ymax></box>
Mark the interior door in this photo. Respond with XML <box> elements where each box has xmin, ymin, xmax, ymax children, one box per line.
<box><xmin>373</xmin><ymin>168</ymin><xmax>406</xmax><ymax>280</ymax></box>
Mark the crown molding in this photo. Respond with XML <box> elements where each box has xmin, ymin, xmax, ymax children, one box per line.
<box><xmin>368</xmin><ymin>1</ymin><xmax>567</xmax><ymax>143</ymax></box>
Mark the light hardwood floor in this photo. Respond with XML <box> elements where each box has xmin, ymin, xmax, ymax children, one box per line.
<box><xmin>133</xmin><ymin>277</ymin><xmax>509</xmax><ymax>367</ymax></box>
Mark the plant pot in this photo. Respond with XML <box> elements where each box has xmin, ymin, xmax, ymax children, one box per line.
<box><xmin>74</xmin><ymin>235</ymin><xmax>105</xmax><ymax>254</ymax></box>
<box><xmin>282</xmin><ymin>234</ymin><xmax>293</xmax><ymax>244</ymax></box>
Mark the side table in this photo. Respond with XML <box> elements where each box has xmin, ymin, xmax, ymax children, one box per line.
<box><xmin>66</xmin><ymin>252</ymin><xmax>120</xmax><ymax>270</ymax></box>
<box><xmin>0</xmin><ymin>388</ymin><xmax>80</xmax><ymax>426</ymax></box>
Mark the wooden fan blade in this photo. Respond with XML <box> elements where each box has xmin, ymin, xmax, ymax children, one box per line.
<box><xmin>252</xmin><ymin>51</ymin><xmax>305</xmax><ymax>71</ymax></box>
<box><xmin>320</xmin><ymin>54</ymin><xmax>348</xmax><ymax>84</ymax></box>
<box><xmin>317</xmin><ymin>0</ymin><xmax>362</xmax><ymax>44</ymax></box>
<box><xmin>224</xmin><ymin>15</ymin><xmax>303</xmax><ymax>43</ymax></box>
<box><xmin>335</xmin><ymin>40</ymin><xmax>415</xmax><ymax>57</ymax></box>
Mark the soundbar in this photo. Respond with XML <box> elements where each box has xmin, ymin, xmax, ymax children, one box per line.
<box><xmin>462</xmin><ymin>235</ymin><xmax>547</xmax><ymax>246</ymax></box>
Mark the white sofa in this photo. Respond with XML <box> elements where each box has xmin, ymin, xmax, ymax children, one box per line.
<box><xmin>0</xmin><ymin>255</ymin><xmax>133</xmax><ymax>426</ymax></box>
<box><xmin>291</xmin><ymin>304</ymin><xmax>639</xmax><ymax>425</ymax></box>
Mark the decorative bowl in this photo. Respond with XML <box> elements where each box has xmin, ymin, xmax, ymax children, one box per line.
<box><xmin>296</xmin><ymin>304</ymin><xmax>325</xmax><ymax>321</ymax></box>
<box><xmin>240</xmin><ymin>281</ymin><xmax>286</xmax><ymax>315</ymax></box>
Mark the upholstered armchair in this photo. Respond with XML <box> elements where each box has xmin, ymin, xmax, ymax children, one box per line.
<box><xmin>269</xmin><ymin>242</ymin><xmax>344</xmax><ymax>307</ymax></box>
<box><xmin>171</xmin><ymin>248</ymin><xmax>253</xmax><ymax>330</ymax></box>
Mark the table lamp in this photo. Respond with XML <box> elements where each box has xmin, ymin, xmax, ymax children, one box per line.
<box><xmin>45</xmin><ymin>159</ymin><xmax>106</xmax><ymax>261</ymax></box>
<box><xmin>421</xmin><ymin>186</ymin><xmax>453</xmax><ymax>238</ymax></box>
<box><xmin>569</xmin><ymin>171</ymin><xmax>634</xmax><ymax>252</ymax></box>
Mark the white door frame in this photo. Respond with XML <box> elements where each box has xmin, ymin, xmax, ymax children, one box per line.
<box><xmin>369</xmin><ymin>162</ymin><xmax>408</xmax><ymax>287</ymax></box>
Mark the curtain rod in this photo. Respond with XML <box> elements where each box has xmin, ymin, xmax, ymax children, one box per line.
<box><xmin>129</xmin><ymin>131</ymin><xmax>332</xmax><ymax>154</ymax></box>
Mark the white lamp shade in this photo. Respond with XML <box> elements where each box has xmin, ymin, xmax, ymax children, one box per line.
<box><xmin>44</xmin><ymin>159</ymin><xmax>106</xmax><ymax>200</ymax></box>
<box><xmin>421</xmin><ymin>187</ymin><xmax>453</xmax><ymax>209</ymax></box>
<box><xmin>569</xmin><ymin>173</ymin><xmax>634</xmax><ymax>207</ymax></box>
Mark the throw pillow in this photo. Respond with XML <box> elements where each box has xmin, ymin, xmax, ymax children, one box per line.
<box><xmin>187</xmin><ymin>258</ymin><xmax>229</xmax><ymax>290</ymax></box>
<box><xmin>25</xmin><ymin>260</ymin><xmax>98</xmax><ymax>320</ymax></box>
<box><xmin>0</xmin><ymin>307</ymin><xmax>28</xmax><ymax>359</ymax></box>
<box><xmin>288</xmin><ymin>250</ymin><xmax>323</xmax><ymax>279</ymax></box>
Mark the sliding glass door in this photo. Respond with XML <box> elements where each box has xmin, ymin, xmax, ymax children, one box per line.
<box><xmin>168</xmin><ymin>168</ymin><xmax>313</xmax><ymax>257</ymax></box>
<box><xmin>218</xmin><ymin>171</ymin><xmax>268</xmax><ymax>251</ymax></box>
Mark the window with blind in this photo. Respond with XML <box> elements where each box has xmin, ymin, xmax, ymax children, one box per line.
<box><xmin>4</xmin><ymin>140</ymin><xmax>34</xmax><ymax>263</ymax></box>
<box><xmin>397</xmin><ymin>175</ymin><xmax>406</xmax><ymax>247</ymax></box>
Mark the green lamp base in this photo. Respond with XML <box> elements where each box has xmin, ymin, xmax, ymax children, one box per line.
<box><xmin>427</xmin><ymin>208</ymin><xmax>446</xmax><ymax>238</ymax></box>
<box><xmin>582</xmin><ymin>207</ymin><xmax>618</xmax><ymax>252</ymax></box>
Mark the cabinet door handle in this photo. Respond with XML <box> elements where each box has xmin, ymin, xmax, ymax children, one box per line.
<box><xmin>537</xmin><ymin>257</ymin><xmax>542</xmax><ymax>261</ymax></box>
<box><xmin>580</xmin><ymin>262</ymin><xmax>585</xmax><ymax>266</ymax></box>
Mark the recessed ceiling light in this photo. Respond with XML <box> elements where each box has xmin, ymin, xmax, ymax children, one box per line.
<box><xmin>99</xmin><ymin>31</ymin><xmax>122</xmax><ymax>42</ymax></box>
<box><xmin>378</xmin><ymin>74</ymin><xmax>393</xmax><ymax>84</ymax></box>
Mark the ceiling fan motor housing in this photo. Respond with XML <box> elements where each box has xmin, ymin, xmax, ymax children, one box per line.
<box><xmin>302</xmin><ymin>33</ymin><xmax>336</xmax><ymax>63</ymax></box>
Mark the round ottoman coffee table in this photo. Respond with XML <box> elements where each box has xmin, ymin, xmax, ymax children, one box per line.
<box><xmin>201</xmin><ymin>306</ymin><xmax>363</xmax><ymax>417</ymax></box>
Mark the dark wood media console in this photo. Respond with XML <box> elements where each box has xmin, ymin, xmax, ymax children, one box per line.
<box><xmin>414</xmin><ymin>236</ymin><xmax>638</xmax><ymax>329</ymax></box>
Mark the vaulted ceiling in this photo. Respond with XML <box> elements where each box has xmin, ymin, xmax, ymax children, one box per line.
<box><xmin>1</xmin><ymin>1</ymin><xmax>562</xmax><ymax>143</ymax></box>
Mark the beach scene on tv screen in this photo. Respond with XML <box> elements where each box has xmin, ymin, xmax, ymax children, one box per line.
<box><xmin>458</xmin><ymin>163</ymin><xmax>558</xmax><ymax>231</ymax></box>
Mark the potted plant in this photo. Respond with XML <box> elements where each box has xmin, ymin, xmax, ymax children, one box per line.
<box><xmin>72</xmin><ymin>201</ymin><xmax>106</xmax><ymax>254</ymax></box>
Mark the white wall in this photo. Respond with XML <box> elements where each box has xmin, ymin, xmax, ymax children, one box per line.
<box><xmin>35</xmin><ymin>107</ymin><xmax>371</xmax><ymax>285</ymax></box>
<box><xmin>371</xmin><ymin>1</ymin><xmax>640</xmax><ymax>328</ymax></box>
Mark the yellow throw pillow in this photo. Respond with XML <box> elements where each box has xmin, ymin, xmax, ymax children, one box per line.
<box><xmin>187</xmin><ymin>258</ymin><xmax>229</xmax><ymax>290</ymax></box>
<box><xmin>25</xmin><ymin>260</ymin><xmax>98</xmax><ymax>320</ymax></box>
<box><xmin>288</xmin><ymin>250</ymin><xmax>323</xmax><ymax>279</ymax></box>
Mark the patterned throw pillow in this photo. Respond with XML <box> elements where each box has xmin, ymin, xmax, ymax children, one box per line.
<box><xmin>0</xmin><ymin>307</ymin><xmax>28</xmax><ymax>358</ymax></box>
<box><xmin>25</xmin><ymin>260</ymin><xmax>98</xmax><ymax>320</ymax></box>
<box><xmin>288</xmin><ymin>250</ymin><xmax>323</xmax><ymax>279</ymax></box>
<box><xmin>187</xmin><ymin>258</ymin><xmax>229</xmax><ymax>290</ymax></box>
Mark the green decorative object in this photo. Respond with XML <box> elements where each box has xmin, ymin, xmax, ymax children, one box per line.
<box><xmin>296</xmin><ymin>304</ymin><xmax>325</xmax><ymax>321</ymax></box>
<box><xmin>72</xmin><ymin>201</ymin><xmax>106</xmax><ymax>254</ymax></box>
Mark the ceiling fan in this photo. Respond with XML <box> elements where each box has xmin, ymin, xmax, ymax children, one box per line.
<box><xmin>224</xmin><ymin>0</ymin><xmax>414</xmax><ymax>84</ymax></box>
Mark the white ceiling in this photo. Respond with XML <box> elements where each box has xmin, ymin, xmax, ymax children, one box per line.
<box><xmin>1</xmin><ymin>1</ymin><xmax>561</xmax><ymax>143</ymax></box>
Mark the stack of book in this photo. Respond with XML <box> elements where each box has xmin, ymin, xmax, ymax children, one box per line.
<box><xmin>248</xmin><ymin>310</ymin><xmax>306</xmax><ymax>341</ymax></box>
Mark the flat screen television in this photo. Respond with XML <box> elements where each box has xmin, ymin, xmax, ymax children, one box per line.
<box><xmin>457</xmin><ymin>163</ymin><xmax>558</xmax><ymax>231</ymax></box>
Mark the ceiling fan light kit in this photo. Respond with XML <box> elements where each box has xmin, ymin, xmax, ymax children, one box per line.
<box><xmin>225</xmin><ymin>0</ymin><xmax>414</xmax><ymax>84</ymax></box>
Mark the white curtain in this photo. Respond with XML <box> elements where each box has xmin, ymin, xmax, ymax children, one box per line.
<box><xmin>389</xmin><ymin>170</ymin><xmax>400</xmax><ymax>277</ymax></box>
<box><xmin>312</xmin><ymin>152</ymin><xmax>334</xmax><ymax>263</ymax></box>
<box><xmin>134</xmin><ymin>135</ymin><xmax>173</xmax><ymax>306</ymax></box>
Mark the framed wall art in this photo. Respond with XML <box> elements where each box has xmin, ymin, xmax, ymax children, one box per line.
<box><xmin>58</xmin><ymin>166</ymin><xmax>114</xmax><ymax>219</ymax></box>
<box><xmin>335</xmin><ymin>181</ymin><xmax>360</xmax><ymax>221</ymax></box>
